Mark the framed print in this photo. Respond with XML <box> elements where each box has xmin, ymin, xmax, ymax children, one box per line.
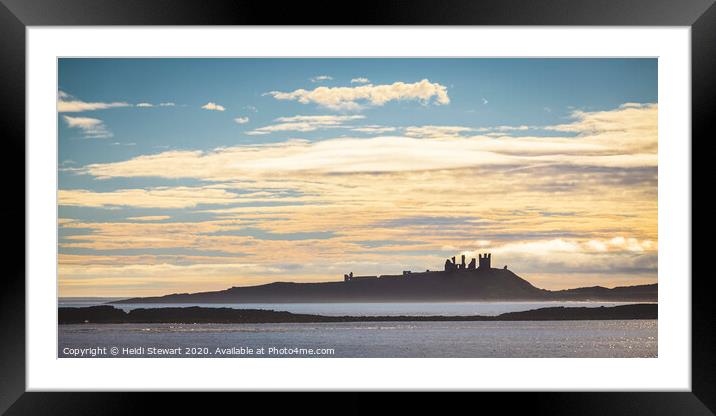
<box><xmin>1</xmin><ymin>0</ymin><xmax>712</xmax><ymax>414</ymax></box>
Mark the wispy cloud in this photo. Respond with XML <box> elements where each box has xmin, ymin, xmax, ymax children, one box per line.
<box><xmin>126</xmin><ymin>215</ymin><xmax>172</xmax><ymax>221</ymax></box>
<box><xmin>246</xmin><ymin>115</ymin><xmax>365</xmax><ymax>135</ymax></box>
<box><xmin>266</xmin><ymin>79</ymin><xmax>450</xmax><ymax>111</ymax></box>
<box><xmin>58</xmin><ymin>91</ymin><xmax>177</xmax><ymax>112</ymax></box>
<box><xmin>351</xmin><ymin>125</ymin><xmax>397</xmax><ymax>134</ymax></box>
<box><xmin>310</xmin><ymin>75</ymin><xmax>333</xmax><ymax>83</ymax></box>
<box><xmin>201</xmin><ymin>102</ymin><xmax>226</xmax><ymax>112</ymax></box>
<box><xmin>351</xmin><ymin>77</ymin><xmax>370</xmax><ymax>84</ymax></box>
<box><xmin>234</xmin><ymin>117</ymin><xmax>250</xmax><ymax>124</ymax></box>
<box><xmin>404</xmin><ymin>125</ymin><xmax>473</xmax><ymax>139</ymax></box>
<box><xmin>59</xmin><ymin>186</ymin><xmax>241</xmax><ymax>208</ymax></box>
<box><xmin>137</xmin><ymin>102</ymin><xmax>176</xmax><ymax>108</ymax></box>
<box><xmin>62</xmin><ymin>115</ymin><xmax>113</xmax><ymax>139</ymax></box>
<box><xmin>58</xmin><ymin>91</ymin><xmax>130</xmax><ymax>113</ymax></box>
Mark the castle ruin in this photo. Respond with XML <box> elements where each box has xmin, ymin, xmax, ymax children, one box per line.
<box><xmin>345</xmin><ymin>253</ymin><xmax>493</xmax><ymax>281</ymax></box>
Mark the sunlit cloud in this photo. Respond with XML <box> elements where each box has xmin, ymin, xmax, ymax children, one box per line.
<box><xmin>465</xmin><ymin>236</ymin><xmax>657</xmax><ymax>275</ymax></box>
<box><xmin>266</xmin><ymin>79</ymin><xmax>450</xmax><ymax>110</ymax></box>
<box><xmin>78</xmin><ymin>101</ymin><xmax>657</xmax><ymax>179</ymax></box>
<box><xmin>351</xmin><ymin>77</ymin><xmax>370</xmax><ymax>84</ymax></box>
<box><xmin>59</xmin><ymin>102</ymin><xmax>658</xmax><ymax>294</ymax></box>
<box><xmin>234</xmin><ymin>116</ymin><xmax>250</xmax><ymax>124</ymax></box>
<box><xmin>246</xmin><ymin>114</ymin><xmax>364</xmax><ymax>135</ymax></box>
<box><xmin>58</xmin><ymin>91</ymin><xmax>130</xmax><ymax>113</ymax></box>
<box><xmin>201</xmin><ymin>102</ymin><xmax>226</xmax><ymax>111</ymax></box>
<box><xmin>404</xmin><ymin>125</ymin><xmax>474</xmax><ymax>138</ymax></box>
<box><xmin>62</xmin><ymin>115</ymin><xmax>113</xmax><ymax>139</ymax></box>
<box><xmin>59</xmin><ymin>186</ymin><xmax>242</xmax><ymax>208</ymax></box>
<box><xmin>57</xmin><ymin>91</ymin><xmax>177</xmax><ymax>113</ymax></box>
<box><xmin>126</xmin><ymin>215</ymin><xmax>172</xmax><ymax>221</ymax></box>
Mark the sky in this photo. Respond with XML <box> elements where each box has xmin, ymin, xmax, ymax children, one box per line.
<box><xmin>57</xmin><ymin>58</ymin><xmax>658</xmax><ymax>297</ymax></box>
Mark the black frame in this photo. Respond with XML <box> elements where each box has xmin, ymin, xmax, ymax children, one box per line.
<box><xmin>1</xmin><ymin>0</ymin><xmax>710</xmax><ymax>414</ymax></box>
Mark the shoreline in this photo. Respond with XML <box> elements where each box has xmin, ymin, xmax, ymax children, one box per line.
<box><xmin>59</xmin><ymin>303</ymin><xmax>657</xmax><ymax>325</ymax></box>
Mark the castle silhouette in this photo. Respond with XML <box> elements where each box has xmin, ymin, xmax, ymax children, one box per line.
<box><xmin>344</xmin><ymin>253</ymin><xmax>504</xmax><ymax>281</ymax></box>
<box><xmin>112</xmin><ymin>250</ymin><xmax>657</xmax><ymax>304</ymax></box>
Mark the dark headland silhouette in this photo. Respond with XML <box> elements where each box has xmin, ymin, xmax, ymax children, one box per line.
<box><xmin>112</xmin><ymin>253</ymin><xmax>657</xmax><ymax>304</ymax></box>
<box><xmin>60</xmin><ymin>304</ymin><xmax>657</xmax><ymax>325</ymax></box>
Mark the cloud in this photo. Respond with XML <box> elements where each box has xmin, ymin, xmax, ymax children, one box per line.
<box><xmin>351</xmin><ymin>125</ymin><xmax>397</xmax><ymax>134</ymax></box>
<box><xmin>77</xmin><ymin>103</ymin><xmax>657</xmax><ymax>180</ymax></box>
<box><xmin>62</xmin><ymin>102</ymin><xmax>657</xmax><ymax>294</ymax></box>
<box><xmin>471</xmin><ymin>236</ymin><xmax>657</xmax><ymax>275</ymax></box>
<box><xmin>137</xmin><ymin>102</ymin><xmax>176</xmax><ymax>108</ymax></box>
<box><xmin>246</xmin><ymin>114</ymin><xmax>365</xmax><ymax>135</ymax></box>
<box><xmin>482</xmin><ymin>125</ymin><xmax>531</xmax><ymax>132</ymax></box>
<box><xmin>404</xmin><ymin>125</ymin><xmax>473</xmax><ymax>138</ymax></box>
<box><xmin>58</xmin><ymin>92</ymin><xmax>131</xmax><ymax>113</ymax></box>
<box><xmin>266</xmin><ymin>79</ymin><xmax>450</xmax><ymax>110</ymax></box>
<box><xmin>59</xmin><ymin>186</ymin><xmax>241</xmax><ymax>208</ymax></box>
<box><xmin>62</xmin><ymin>115</ymin><xmax>113</xmax><ymax>139</ymax></box>
<box><xmin>544</xmin><ymin>103</ymin><xmax>657</xmax><ymax>153</ymax></box>
<box><xmin>126</xmin><ymin>215</ymin><xmax>172</xmax><ymax>221</ymax></box>
<box><xmin>351</xmin><ymin>78</ymin><xmax>370</xmax><ymax>84</ymax></box>
<box><xmin>57</xmin><ymin>91</ymin><xmax>176</xmax><ymax>112</ymax></box>
<box><xmin>482</xmin><ymin>97</ymin><xmax>488</xmax><ymax>105</ymax></box>
<box><xmin>310</xmin><ymin>75</ymin><xmax>333</xmax><ymax>83</ymax></box>
<box><xmin>234</xmin><ymin>117</ymin><xmax>250</xmax><ymax>124</ymax></box>
<box><xmin>201</xmin><ymin>102</ymin><xmax>226</xmax><ymax>112</ymax></box>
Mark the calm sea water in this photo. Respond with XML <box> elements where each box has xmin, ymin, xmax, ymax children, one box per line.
<box><xmin>58</xmin><ymin>320</ymin><xmax>657</xmax><ymax>358</ymax></box>
<box><xmin>58</xmin><ymin>299</ymin><xmax>657</xmax><ymax>358</ymax></box>
<box><xmin>58</xmin><ymin>298</ymin><xmax>652</xmax><ymax>317</ymax></box>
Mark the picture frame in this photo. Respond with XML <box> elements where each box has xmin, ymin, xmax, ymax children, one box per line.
<box><xmin>1</xmin><ymin>0</ymin><xmax>710</xmax><ymax>413</ymax></box>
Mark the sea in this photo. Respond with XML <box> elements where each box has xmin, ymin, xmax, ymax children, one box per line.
<box><xmin>57</xmin><ymin>298</ymin><xmax>657</xmax><ymax>358</ymax></box>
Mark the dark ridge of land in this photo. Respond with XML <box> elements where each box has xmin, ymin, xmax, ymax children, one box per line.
<box><xmin>58</xmin><ymin>303</ymin><xmax>657</xmax><ymax>325</ymax></box>
<box><xmin>110</xmin><ymin>267</ymin><xmax>657</xmax><ymax>304</ymax></box>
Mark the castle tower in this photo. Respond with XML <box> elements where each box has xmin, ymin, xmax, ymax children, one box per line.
<box><xmin>461</xmin><ymin>255</ymin><xmax>466</xmax><ymax>269</ymax></box>
<box><xmin>445</xmin><ymin>259</ymin><xmax>455</xmax><ymax>272</ymax></box>
<box><xmin>478</xmin><ymin>253</ymin><xmax>492</xmax><ymax>269</ymax></box>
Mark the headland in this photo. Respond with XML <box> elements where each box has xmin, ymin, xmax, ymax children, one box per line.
<box><xmin>111</xmin><ymin>253</ymin><xmax>657</xmax><ymax>304</ymax></box>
